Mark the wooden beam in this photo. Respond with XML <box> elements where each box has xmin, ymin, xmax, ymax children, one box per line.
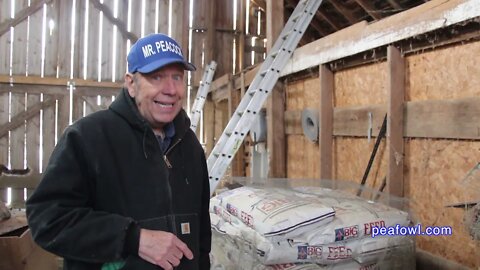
<box><xmin>0</xmin><ymin>173</ymin><xmax>42</xmax><ymax>189</ymax></box>
<box><xmin>285</xmin><ymin>97</ymin><xmax>480</xmax><ymax>140</ymax></box>
<box><xmin>267</xmin><ymin>82</ymin><xmax>286</xmax><ymax>178</ymax></box>
<box><xmin>386</xmin><ymin>45</ymin><xmax>405</xmax><ymax>198</ymax></box>
<box><xmin>404</xmin><ymin>97</ymin><xmax>480</xmax><ymax>140</ymax></box>
<box><xmin>266</xmin><ymin>0</ymin><xmax>285</xmax><ymax>178</ymax></box>
<box><xmin>333</xmin><ymin>105</ymin><xmax>386</xmax><ymax>137</ymax></box>
<box><xmin>353</xmin><ymin>0</ymin><xmax>384</xmax><ymax>20</ymax></box>
<box><xmin>281</xmin><ymin>0</ymin><xmax>480</xmax><ymax>77</ymax></box>
<box><xmin>0</xmin><ymin>0</ymin><xmax>52</xmax><ymax>38</ymax></box>
<box><xmin>0</xmin><ymin>96</ymin><xmax>56</xmax><ymax>139</ymax></box>
<box><xmin>0</xmin><ymin>75</ymin><xmax>122</xmax><ymax>88</ymax></box>
<box><xmin>90</xmin><ymin>0</ymin><xmax>138</xmax><ymax>42</ymax></box>
<box><xmin>327</xmin><ymin>0</ymin><xmax>357</xmax><ymax>24</ymax></box>
<box><xmin>266</xmin><ymin>0</ymin><xmax>283</xmax><ymax>51</ymax></box>
<box><xmin>319</xmin><ymin>65</ymin><xmax>333</xmax><ymax>180</ymax></box>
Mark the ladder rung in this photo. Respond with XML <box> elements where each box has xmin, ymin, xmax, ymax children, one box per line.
<box><xmin>281</xmin><ymin>30</ymin><xmax>293</xmax><ymax>40</ymax></box>
<box><xmin>291</xmin><ymin>12</ymin><xmax>303</xmax><ymax>22</ymax></box>
<box><xmin>270</xmin><ymin>50</ymin><xmax>280</xmax><ymax>58</ymax></box>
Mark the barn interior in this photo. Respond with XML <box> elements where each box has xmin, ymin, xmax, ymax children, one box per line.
<box><xmin>0</xmin><ymin>0</ymin><xmax>479</xmax><ymax>269</ymax></box>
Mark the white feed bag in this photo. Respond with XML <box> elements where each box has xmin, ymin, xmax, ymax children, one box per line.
<box><xmin>212</xmin><ymin>186</ymin><xmax>335</xmax><ymax>237</ymax></box>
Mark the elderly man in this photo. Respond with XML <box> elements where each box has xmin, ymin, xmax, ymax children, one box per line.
<box><xmin>26</xmin><ymin>33</ymin><xmax>211</xmax><ymax>270</ymax></box>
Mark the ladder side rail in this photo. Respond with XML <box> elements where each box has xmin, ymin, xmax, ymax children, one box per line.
<box><xmin>190</xmin><ymin>61</ymin><xmax>217</xmax><ymax>132</ymax></box>
<box><xmin>208</xmin><ymin>0</ymin><xmax>324</xmax><ymax>192</ymax></box>
<box><xmin>206</xmin><ymin>3</ymin><xmax>308</xmax><ymax>169</ymax></box>
<box><xmin>208</xmin><ymin>67</ymin><xmax>282</xmax><ymax>189</ymax></box>
<box><xmin>208</xmin><ymin>0</ymin><xmax>318</xmax><ymax>170</ymax></box>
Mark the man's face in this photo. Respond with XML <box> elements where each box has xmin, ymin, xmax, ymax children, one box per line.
<box><xmin>125</xmin><ymin>63</ymin><xmax>185</xmax><ymax>134</ymax></box>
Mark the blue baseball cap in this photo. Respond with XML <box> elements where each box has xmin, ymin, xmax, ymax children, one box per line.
<box><xmin>127</xmin><ymin>33</ymin><xmax>196</xmax><ymax>73</ymax></box>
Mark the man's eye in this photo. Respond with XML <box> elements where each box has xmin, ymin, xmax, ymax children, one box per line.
<box><xmin>172</xmin><ymin>74</ymin><xmax>182</xmax><ymax>81</ymax></box>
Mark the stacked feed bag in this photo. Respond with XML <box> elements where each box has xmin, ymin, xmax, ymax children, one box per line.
<box><xmin>210</xmin><ymin>186</ymin><xmax>415</xmax><ymax>269</ymax></box>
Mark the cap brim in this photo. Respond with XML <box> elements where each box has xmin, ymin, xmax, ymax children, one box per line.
<box><xmin>137</xmin><ymin>58</ymin><xmax>196</xmax><ymax>73</ymax></box>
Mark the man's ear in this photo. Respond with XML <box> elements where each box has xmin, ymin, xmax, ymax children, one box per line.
<box><xmin>124</xmin><ymin>73</ymin><xmax>135</xmax><ymax>98</ymax></box>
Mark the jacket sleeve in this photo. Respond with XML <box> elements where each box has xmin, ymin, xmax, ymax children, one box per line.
<box><xmin>26</xmin><ymin>126</ymin><xmax>138</xmax><ymax>263</ymax></box>
<box><xmin>198</xmin><ymin>151</ymin><xmax>212</xmax><ymax>269</ymax></box>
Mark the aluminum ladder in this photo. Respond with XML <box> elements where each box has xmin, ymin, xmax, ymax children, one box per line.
<box><xmin>207</xmin><ymin>0</ymin><xmax>323</xmax><ymax>195</ymax></box>
<box><xmin>190</xmin><ymin>61</ymin><xmax>217</xmax><ymax>133</ymax></box>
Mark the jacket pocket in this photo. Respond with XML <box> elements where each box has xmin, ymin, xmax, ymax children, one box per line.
<box><xmin>123</xmin><ymin>214</ymin><xmax>200</xmax><ymax>270</ymax></box>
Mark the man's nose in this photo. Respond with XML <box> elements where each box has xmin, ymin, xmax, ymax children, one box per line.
<box><xmin>162</xmin><ymin>77</ymin><xmax>177</xmax><ymax>94</ymax></box>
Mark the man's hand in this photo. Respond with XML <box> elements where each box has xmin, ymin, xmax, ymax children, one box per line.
<box><xmin>138</xmin><ymin>229</ymin><xmax>194</xmax><ymax>270</ymax></box>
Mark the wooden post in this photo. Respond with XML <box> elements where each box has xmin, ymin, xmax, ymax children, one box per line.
<box><xmin>266</xmin><ymin>0</ymin><xmax>285</xmax><ymax>178</ymax></box>
<box><xmin>319</xmin><ymin>65</ymin><xmax>333</xmax><ymax>180</ymax></box>
<box><xmin>387</xmin><ymin>45</ymin><xmax>405</xmax><ymax>198</ymax></box>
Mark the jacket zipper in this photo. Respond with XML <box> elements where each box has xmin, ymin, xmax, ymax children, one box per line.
<box><xmin>163</xmin><ymin>138</ymin><xmax>182</xmax><ymax>238</ymax></box>
<box><xmin>163</xmin><ymin>138</ymin><xmax>182</xmax><ymax>168</ymax></box>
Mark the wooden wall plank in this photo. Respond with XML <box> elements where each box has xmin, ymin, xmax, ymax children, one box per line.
<box><xmin>190</xmin><ymin>0</ymin><xmax>215</xmax><ymax>86</ymax></box>
<box><xmin>0</xmin><ymin>96</ymin><xmax>56</xmax><ymax>139</ymax></box>
<box><xmin>127</xmin><ymin>0</ymin><xmax>142</xmax><ymax>38</ymax></box>
<box><xmin>41</xmin><ymin>94</ymin><xmax>56</xmax><ymax>172</ymax></box>
<box><xmin>27</xmin><ymin>1</ymin><xmax>45</xmax><ymax>76</ymax></box>
<box><xmin>100</xmin><ymin>0</ymin><xmax>114</xmax><ymax>81</ymax></box>
<box><xmin>72</xmin><ymin>94</ymin><xmax>84</xmax><ymax>122</ymax></box>
<box><xmin>319</xmin><ymin>65</ymin><xmax>333</xmax><ymax>180</ymax></box>
<box><xmin>56</xmin><ymin>0</ymin><xmax>72</xmax><ymax>78</ymax></box>
<box><xmin>43</xmin><ymin>1</ymin><xmax>60</xmax><ymax>77</ymax></box>
<box><xmin>100</xmin><ymin>95</ymin><xmax>112</xmax><ymax>110</ymax></box>
<box><xmin>84</xmin><ymin>96</ymin><xmax>98</xmax><ymax>116</ymax></box>
<box><xmin>0</xmin><ymin>0</ymin><xmax>12</xmax><ymax>75</ymax></box>
<box><xmin>115</xmin><ymin>0</ymin><xmax>128</xmax><ymax>81</ymax></box>
<box><xmin>26</xmin><ymin>93</ymin><xmax>40</xmax><ymax>198</ymax></box>
<box><xmin>157</xmin><ymin>0</ymin><xmax>169</xmax><ymax>34</ymax></box>
<box><xmin>73</xmin><ymin>0</ymin><xmax>86</xmax><ymax>79</ymax></box>
<box><xmin>57</xmin><ymin>90</ymin><xmax>70</xmax><ymax>139</ymax></box>
<box><xmin>387</xmin><ymin>46</ymin><xmax>405</xmax><ymax>198</ymax></box>
<box><xmin>213</xmin><ymin>0</ymin><xmax>234</xmax><ymax>77</ymax></box>
<box><xmin>285</xmin><ymin>97</ymin><xmax>480</xmax><ymax>140</ymax></box>
<box><xmin>333</xmin><ymin>105</ymin><xmax>386</xmax><ymax>136</ymax></box>
<box><xmin>10</xmin><ymin>92</ymin><xmax>26</xmax><ymax>208</ymax></box>
<box><xmin>11</xmin><ymin>0</ymin><xmax>29</xmax><ymax>76</ymax></box>
<box><xmin>203</xmin><ymin>96</ymin><xmax>215</xmax><ymax>156</ymax></box>
<box><xmin>170</xmin><ymin>0</ymin><xmax>185</xmax><ymax>47</ymax></box>
<box><xmin>0</xmin><ymin>91</ymin><xmax>9</xmax><ymax>202</ymax></box>
<box><xmin>143</xmin><ymin>0</ymin><xmax>157</xmax><ymax>36</ymax></box>
<box><xmin>87</xmin><ymin>0</ymin><xmax>100</xmax><ymax>80</ymax></box>
<box><xmin>405</xmin><ymin>97</ymin><xmax>480</xmax><ymax>139</ymax></box>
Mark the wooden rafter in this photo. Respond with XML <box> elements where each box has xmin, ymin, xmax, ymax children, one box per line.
<box><xmin>308</xmin><ymin>19</ymin><xmax>330</xmax><ymax>38</ymax></box>
<box><xmin>0</xmin><ymin>0</ymin><xmax>53</xmax><ymax>38</ymax></box>
<box><xmin>327</xmin><ymin>0</ymin><xmax>357</xmax><ymax>24</ymax></box>
<box><xmin>90</xmin><ymin>0</ymin><xmax>138</xmax><ymax>42</ymax></box>
<box><xmin>282</xmin><ymin>0</ymin><xmax>480</xmax><ymax>76</ymax></box>
<box><xmin>316</xmin><ymin>9</ymin><xmax>341</xmax><ymax>31</ymax></box>
<box><xmin>0</xmin><ymin>96</ymin><xmax>57</xmax><ymax>139</ymax></box>
<box><xmin>386</xmin><ymin>0</ymin><xmax>403</xmax><ymax>10</ymax></box>
<box><xmin>353</xmin><ymin>0</ymin><xmax>385</xmax><ymax>20</ymax></box>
